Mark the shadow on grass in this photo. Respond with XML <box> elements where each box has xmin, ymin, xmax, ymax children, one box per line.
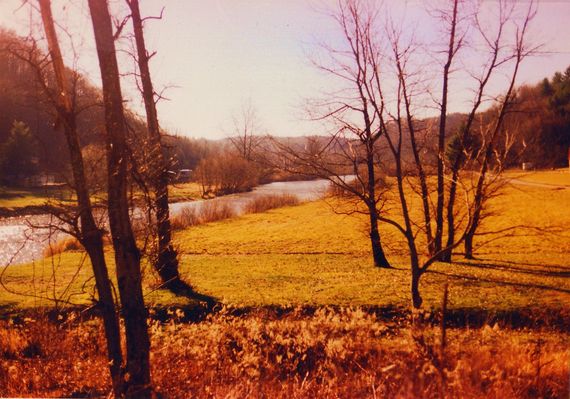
<box><xmin>164</xmin><ymin>278</ymin><xmax>218</xmax><ymax>310</ymax></box>
<box><xmin>94</xmin><ymin>304</ymin><xmax>570</xmax><ymax>332</ymax></box>
<box><xmin>455</xmin><ymin>259</ymin><xmax>570</xmax><ymax>278</ymax></box>
<box><xmin>427</xmin><ymin>269</ymin><xmax>570</xmax><ymax>294</ymax></box>
<box><xmin>3</xmin><ymin>302</ymin><xmax>569</xmax><ymax>333</ymax></box>
<box><xmin>487</xmin><ymin>258</ymin><xmax>570</xmax><ymax>271</ymax></box>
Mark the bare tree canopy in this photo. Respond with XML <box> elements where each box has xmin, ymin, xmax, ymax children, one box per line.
<box><xmin>272</xmin><ymin>0</ymin><xmax>537</xmax><ymax>307</ymax></box>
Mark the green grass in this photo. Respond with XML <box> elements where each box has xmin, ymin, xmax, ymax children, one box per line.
<box><xmin>1</xmin><ymin>172</ymin><xmax>569</xmax><ymax>316</ymax></box>
<box><xmin>0</xmin><ymin>186</ymin><xmax>75</xmax><ymax>209</ymax></box>
<box><xmin>0</xmin><ymin>182</ymin><xmax>201</xmax><ymax>213</ymax></box>
<box><xmin>172</xmin><ymin>189</ymin><xmax>570</xmax><ymax>312</ymax></box>
<box><xmin>168</xmin><ymin>182</ymin><xmax>203</xmax><ymax>202</ymax></box>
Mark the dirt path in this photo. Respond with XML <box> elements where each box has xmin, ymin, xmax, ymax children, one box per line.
<box><xmin>505</xmin><ymin>177</ymin><xmax>570</xmax><ymax>189</ymax></box>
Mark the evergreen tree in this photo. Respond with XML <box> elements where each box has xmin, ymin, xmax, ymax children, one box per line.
<box><xmin>0</xmin><ymin>120</ymin><xmax>38</xmax><ymax>184</ymax></box>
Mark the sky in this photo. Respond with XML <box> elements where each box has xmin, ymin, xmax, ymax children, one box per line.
<box><xmin>0</xmin><ymin>0</ymin><xmax>569</xmax><ymax>139</ymax></box>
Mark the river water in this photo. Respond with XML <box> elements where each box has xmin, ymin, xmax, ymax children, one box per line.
<box><xmin>0</xmin><ymin>179</ymin><xmax>331</xmax><ymax>267</ymax></box>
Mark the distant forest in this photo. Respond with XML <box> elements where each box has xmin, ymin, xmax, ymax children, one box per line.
<box><xmin>0</xmin><ymin>29</ymin><xmax>568</xmax><ymax>186</ymax></box>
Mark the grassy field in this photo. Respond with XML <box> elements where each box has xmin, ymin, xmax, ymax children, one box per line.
<box><xmin>504</xmin><ymin>168</ymin><xmax>570</xmax><ymax>186</ymax></box>
<box><xmin>0</xmin><ymin>186</ymin><xmax>75</xmax><ymax>209</ymax></box>
<box><xmin>0</xmin><ymin>182</ymin><xmax>202</xmax><ymax>212</ymax></box>
<box><xmin>1</xmin><ymin>173</ymin><xmax>569</xmax><ymax>317</ymax></box>
<box><xmin>167</xmin><ymin>181</ymin><xmax>203</xmax><ymax>202</ymax></box>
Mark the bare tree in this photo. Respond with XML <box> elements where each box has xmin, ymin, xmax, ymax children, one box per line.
<box><xmin>274</xmin><ymin>0</ymin><xmax>392</xmax><ymax>268</ymax></box>
<box><xmin>125</xmin><ymin>0</ymin><xmax>184</xmax><ymax>292</ymax></box>
<box><xmin>444</xmin><ymin>1</ymin><xmax>538</xmax><ymax>261</ymax></box>
<box><xmin>294</xmin><ymin>0</ymin><xmax>535</xmax><ymax>307</ymax></box>
<box><xmin>439</xmin><ymin>2</ymin><xmax>513</xmax><ymax>262</ymax></box>
<box><xmin>229</xmin><ymin>100</ymin><xmax>264</xmax><ymax>162</ymax></box>
<box><xmin>463</xmin><ymin>11</ymin><xmax>536</xmax><ymax>258</ymax></box>
<box><xmin>433</xmin><ymin>0</ymin><xmax>463</xmax><ymax>258</ymax></box>
<box><xmin>26</xmin><ymin>1</ymin><xmax>126</xmax><ymax>395</ymax></box>
<box><xmin>88</xmin><ymin>0</ymin><xmax>151</xmax><ymax>397</ymax></box>
<box><xmin>395</xmin><ymin>0</ymin><xmax>534</xmax><ymax>305</ymax></box>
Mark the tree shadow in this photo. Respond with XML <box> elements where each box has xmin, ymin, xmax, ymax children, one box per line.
<box><xmin>488</xmin><ymin>258</ymin><xmax>570</xmax><ymax>271</ymax></box>
<box><xmin>427</xmin><ymin>269</ymin><xmax>570</xmax><ymax>294</ymax></box>
<box><xmin>165</xmin><ymin>279</ymin><xmax>218</xmax><ymax>310</ymax></box>
<box><xmin>454</xmin><ymin>259</ymin><xmax>570</xmax><ymax>278</ymax></box>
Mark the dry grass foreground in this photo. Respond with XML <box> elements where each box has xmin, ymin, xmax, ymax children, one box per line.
<box><xmin>0</xmin><ymin>308</ymin><xmax>568</xmax><ymax>398</ymax></box>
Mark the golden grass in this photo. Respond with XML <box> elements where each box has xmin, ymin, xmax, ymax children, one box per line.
<box><xmin>0</xmin><ymin>182</ymin><xmax>201</xmax><ymax>211</ymax></box>
<box><xmin>171</xmin><ymin>201</ymin><xmax>237</xmax><ymax>230</ymax></box>
<box><xmin>0</xmin><ymin>186</ymin><xmax>75</xmax><ymax>209</ymax></box>
<box><xmin>1</xmin><ymin>175</ymin><xmax>569</xmax><ymax>314</ymax></box>
<box><xmin>0</xmin><ymin>309</ymin><xmax>567</xmax><ymax>398</ymax></box>
<box><xmin>503</xmin><ymin>168</ymin><xmax>570</xmax><ymax>186</ymax></box>
<box><xmin>42</xmin><ymin>237</ymin><xmax>83</xmax><ymax>257</ymax></box>
<box><xmin>168</xmin><ymin>182</ymin><xmax>203</xmax><ymax>202</ymax></box>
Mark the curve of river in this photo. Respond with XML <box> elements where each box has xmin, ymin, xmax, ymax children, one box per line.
<box><xmin>0</xmin><ymin>179</ymin><xmax>331</xmax><ymax>267</ymax></box>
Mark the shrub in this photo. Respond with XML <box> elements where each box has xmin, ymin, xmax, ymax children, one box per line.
<box><xmin>244</xmin><ymin>194</ymin><xmax>299</xmax><ymax>214</ymax></box>
<box><xmin>43</xmin><ymin>237</ymin><xmax>82</xmax><ymax>257</ymax></box>
<box><xmin>195</xmin><ymin>153</ymin><xmax>259</xmax><ymax>197</ymax></box>
<box><xmin>171</xmin><ymin>201</ymin><xmax>236</xmax><ymax>230</ymax></box>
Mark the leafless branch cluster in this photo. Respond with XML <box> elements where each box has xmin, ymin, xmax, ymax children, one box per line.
<box><xmin>271</xmin><ymin>0</ymin><xmax>537</xmax><ymax>307</ymax></box>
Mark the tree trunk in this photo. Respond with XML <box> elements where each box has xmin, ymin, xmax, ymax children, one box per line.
<box><xmin>441</xmin><ymin>166</ymin><xmax>460</xmax><ymax>263</ymax></box>
<box><xmin>411</xmin><ymin>265</ymin><xmax>423</xmax><ymax>309</ymax></box>
<box><xmin>464</xmin><ymin>232</ymin><xmax>474</xmax><ymax>259</ymax></box>
<box><xmin>38</xmin><ymin>0</ymin><xmax>124</xmax><ymax>395</ymax></box>
<box><xmin>126</xmin><ymin>0</ymin><xmax>182</xmax><ymax>291</ymax></box>
<box><xmin>368</xmin><ymin>205</ymin><xmax>391</xmax><ymax>268</ymax></box>
<box><xmin>88</xmin><ymin>1</ymin><xmax>151</xmax><ymax>397</ymax></box>
<box><xmin>398</xmin><ymin>69</ymin><xmax>435</xmax><ymax>255</ymax></box>
<box><xmin>435</xmin><ymin>0</ymin><xmax>459</xmax><ymax>258</ymax></box>
<box><xmin>464</xmin><ymin>186</ymin><xmax>482</xmax><ymax>260</ymax></box>
<box><xmin>365</xmin><ymin>146</ymin><xmax>390</xmax><ymax>268</ymax></box>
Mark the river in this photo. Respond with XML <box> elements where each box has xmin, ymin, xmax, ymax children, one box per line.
<box><xmin>0</xmin><ymin>179</ymin><xmax>331</xmax><ymax>267</ymax></box>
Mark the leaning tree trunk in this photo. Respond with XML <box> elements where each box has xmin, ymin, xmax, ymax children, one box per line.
<box><xmin>464</xmin><ymin>230</ymin><xmax>475</xmax><ymax>259</ymax></box>
<box><xmin>88</xmin><ymin>1</ymin><xmax>151</xmax><ymax>397</ymax></box>
<box><xmin>127</xmin><ymin>0</ymin><xmax>182</xmax><ymax>291</ymax></box>
<box><xmin>368</xmin><ymin>206</ymin><xmax>391</xmax><ymax>268</ymax></box>
<box><xmin>464</xmin><ymin>44</ymin><xmax>523</xmax><ymax>261</ymax></box>
<box><xmin>464</xmin><ymin>180</ymin><xmax>484</xmax><ymax>260</ymax></box>
<box><xmin>435</xmin><ymin>0</ymin><xmax>459</xmax><ymax>259</ymax></box>
<box><xmin>38</xmin><ymin>0</ymin><xmax>124</xmax><ymax>395</ymax></box>
<box><xmin>411</xmin><ymin>262</ymin><xmax>423</xmax><ymax>309</ymax></box>
<box><xmin>366</xmin><ymin>151</ymin><xmax>391</xmax><ymax>268</ymax></box>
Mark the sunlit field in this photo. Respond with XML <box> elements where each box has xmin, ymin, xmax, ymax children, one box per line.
<box><xmin>2</xmin><ymin>175</ymin><xmax>569</xmax><ymax>313</ymax></box>
<box><xmin>0</xmin><ymin>182</ymin><xmax>202</xmax><ymax>213</ymax></box>
<box><xmin>504</xmin><ymin>168</ymin><xmax>570</xmax><ymax>187</ymax></box>
<box><xmin>0</xmin><ymin>186</ymin><xmax>74</xmax><ymax>209</ymax></box>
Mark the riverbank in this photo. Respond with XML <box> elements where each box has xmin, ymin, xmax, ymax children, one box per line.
<box><xmin>0</xmin><ymin>179</ymin><xmax>331</xmax><ymax>267</ymax></box>
<box><xmin>0</xmin><ymin>174</ymin><xmax>328</xmax><ymax>218</ymax></box>
<box><xmin>0</xmin><ymin>182</ymin><xmax>205</xmax><ymax>218</ymax></box>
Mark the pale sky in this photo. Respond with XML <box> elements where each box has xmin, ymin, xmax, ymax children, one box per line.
<box><xmin>0</xmin><ymin>0</ymin><xmax>569</xmax><ymax>139</ymax></box>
